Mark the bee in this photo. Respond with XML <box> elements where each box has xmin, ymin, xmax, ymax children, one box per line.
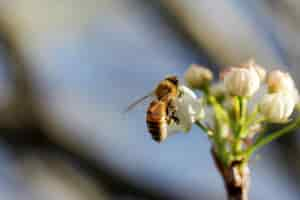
<box><xmin>125</xmin><ymin>76</ymin><xmax>180</xmax><ymax>142</ymax></box>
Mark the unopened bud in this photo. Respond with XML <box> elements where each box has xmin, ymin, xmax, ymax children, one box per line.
<box><xmin>267</xmin><ymin>70</ymin><xmax>295</xmax><ymax>93</ymax></box>
<box><xmin>259</xmin><ymin>92</ymin><xmax>295</xmax><ymax>123</ymax></box>
<box><xmin>184</xmin><ymin>64</ymin><xmax>213</xmax><ymax>89</ymax></box>
<box><xmin>224</xmin><ymin>67</ymin><xmax>260</xmax><ymax>97</ymax></box>
<box><xmin>240</xmin><ymin>59</ymin><xmax>266</xmax><ymax>81</ymax></box>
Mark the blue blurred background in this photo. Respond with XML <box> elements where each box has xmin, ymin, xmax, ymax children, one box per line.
<box><xmin>0</xmin><ymin>0</ymin><xmax>299</xmax><ymax>199</ymax></box>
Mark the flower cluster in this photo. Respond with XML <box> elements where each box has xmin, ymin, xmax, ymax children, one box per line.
<box><xmin>161</xmin><ymin>60</ymin><xmax>299</xmax><ymax>165</ymax></box>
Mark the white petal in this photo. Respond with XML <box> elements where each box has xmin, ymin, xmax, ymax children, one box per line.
<box><xmin>224</xmin><ymin>67</ymin><xmax>260</xmax><ymax>97</ymax></box>
<box><xmin>259</xmin><ymin>92</ymin><xmax>295</xmax><ymax>123</ymax></box>
<box><xmin>170</xmin><ymin>85</ymin><xmax>204</xmax><ymax>132</ymax></box>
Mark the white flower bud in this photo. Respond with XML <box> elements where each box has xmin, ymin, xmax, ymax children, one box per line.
<box><xmin>259</xmin><ymin>92</ymin><xmax>295</xmax><ymax>123</ymax></box>
<box><xmin>168</xmin><ymin>85</ymin><xmax>204</xmax><ymax>134</ymax></box>
<box><xmin>254</xmin><ymin>66</ymin><xmax>266</xmax><ymax>82</ymax></box>
<box><xmin>290</xmin><ymin>87</ymin><xmax>300</xmax><ymax>105</ymax></box>
<box><xmin>267</xmin><ymin>70</ymin><xmax>299</xmax><ymax>105</ymax></box>
<box><xmin>184</xmin><ymin>64</ymin><xmax>213</xmax><ymax>89</ymax></box>
<box><xmin>240</xmin><ymin>59</ymin><xmax>266</xmax><ymax>81</ymax></box>
<box><xmin>267</xmin><ymin>70</ymin><xmax>295</xmax><ymax>93</ymax></box>
<box><xmin>224</xmin><ymin>67</ymin><xmax>260</xmax><ymax>97</ymax></box>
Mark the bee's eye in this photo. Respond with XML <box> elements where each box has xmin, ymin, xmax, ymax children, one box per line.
<box><xmin>166</xmin><ymin>76</ymin><xmax>178</xmax><ymax>86</ymax></box>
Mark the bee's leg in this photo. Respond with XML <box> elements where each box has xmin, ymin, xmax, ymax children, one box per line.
<box><xmin>172</xmin><ymin>116</ymin><xmax>180</xmax><ymax>124</ymax></box>
<box><xmin>166</xmin><ymin>100</ymin><xmax>180</xmax><ymax>124</ymax></box>
<box><xmin>167</xmin><ymin>99</ymin><xmax>177</xmax><ymax>113</ymax></box>
<box><xmin>166</xmin><ymin>101</ymin><xmax>175</xmax><ymax>118</ymax></box>
<box><xmin>166</xmin><ymin>114</ymin><xmax>179</xmax><ymax>125</ymax></box>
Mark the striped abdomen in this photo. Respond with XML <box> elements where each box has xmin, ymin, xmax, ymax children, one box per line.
<box><xmin>146</xmin><ymin>100</ymin><xmax>168</xmax><ymax>142</ymax></box>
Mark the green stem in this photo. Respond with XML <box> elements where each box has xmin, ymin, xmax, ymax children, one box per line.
<box><xmin>245</xmin><ymin>106</ymin><xmax>259</xmax><ymax>127</ymax></box>
<box><xmin>211</xmin><ymin>97</ymin><xmax>231</xmax><ymax>165</ymax></box>
<box><xmin>208</xmin><ymin>96</ymin><xmax>229</xmax><ymax>123</ymax></box>
<box><xmin>238</xmin><ymin>96</ymin><xmax>247</xmax><ymax>137</ymax></box>
<box><xmin>232</xmin><ymin>97</ymin><xmax>247</xmax><ymax>155</ymax></box>
<box><xmin>245</xmin><ymin>116</ymin><xmax>300</xmax><ymax>158</ymax></box>
<box><xmin>195</xmin><ymin>121</ymin><xmax>212</xmax><ymax>136</ymax></box>
<box><xmin>240</xmin><ymin>97</ymin><xmax>247</xmax><ymax>124</ymax></box>
<box><xmin>233</xmin><ymin>96</ymin><xmax>240</xmax><ymax>120</ymax></box>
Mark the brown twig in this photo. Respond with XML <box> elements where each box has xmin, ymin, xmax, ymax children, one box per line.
<box><xmin>212</xmin><ymin>148</ymin><xmax>250</xmax><ymax>200</ymax></box>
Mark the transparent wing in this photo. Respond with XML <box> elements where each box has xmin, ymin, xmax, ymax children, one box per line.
<box><xmin>123</xmin><ymin>92</ymin><xmax>154</xmax><ymax>114</ymax></box>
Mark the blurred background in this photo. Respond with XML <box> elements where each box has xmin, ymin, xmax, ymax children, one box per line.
<box><xmin>0</xmin><ymin>0</ymin><xmax>299</xmax><ymax>199</ymax></box>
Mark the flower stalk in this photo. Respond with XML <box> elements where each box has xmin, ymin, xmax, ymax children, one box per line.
<box><xmin>212</xmin><ymin>148</ymin><xmax>250</xmax><ymax>200</ymax></box>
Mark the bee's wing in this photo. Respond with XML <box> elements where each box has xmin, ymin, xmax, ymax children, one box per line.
<box><xmin>124</xmin><ymin>92</ymin><xmax>154</xmax><ymax>113</ymax></box>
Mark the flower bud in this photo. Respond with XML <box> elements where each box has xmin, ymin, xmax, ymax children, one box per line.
<box><xmin>259</xmin><ymin>92</ymin><xmax>295</xmax><ymax>123</ymax></box>
<box><xmin>267</xmin><ymin>70</ymin><xmax>295</xmax><ymax>93</ymax></box>
<box><xmin>240</xmin><ymin>59</ymin><xmax>266</xmax><ymax>81</ymax></box>
<box><xmin>223</xmin><ymin>67</ymin><xmax>260</xmax><ymax>97</ymax></box>
<box><xmin>220</xmin><ymin>67</ymin><xmax>232</xmax><ymax>80</ymax></box>
<box><xmin>184</xmin><ymin>64</ymin><xmax>213</xmax><ymax>89</ymax></box>
<box><xmin>290</xmin><ymin>87</ymin><xmax>299</xmax><ymax>105</ymax></box>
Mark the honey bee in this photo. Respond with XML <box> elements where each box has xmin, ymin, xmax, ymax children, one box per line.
<box><xmin>125</xmin><ymin>76</ymin><xmax>180</xmax><ymax>142</ymax></box>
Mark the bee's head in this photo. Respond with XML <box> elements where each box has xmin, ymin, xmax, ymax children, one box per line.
<box><xmin>155</xmin><ymin>76</ymin><xmax>179</xmax><ymax>100</ymax></box>
<box><xmin>165</xmin><ymin>76</ymin><xmax>178</xmax><ymax>86</ymax></box>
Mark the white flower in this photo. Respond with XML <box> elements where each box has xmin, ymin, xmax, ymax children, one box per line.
<box><xmin>184</xmin><ymin>64</ymin><xmax>213</xmax><ymax>89</ymax></box>
<box><xmin>267</xmin><ymin>70</ymin><xmax>295</xmax><ymax>92</ymax></box>
<box><xmin>168</xmin><ymin>85</ymin><xmax>204</xmax><ymax>134</ymax></box>
<box><xmin>259</xmin><ymin>92</ymin><xmax>296</xmax><ymax>123</ymax></box>
<box><xmin>224</xmin><ymin>67</ymin><xmax>260</xmax><ymax>97</ymax></box>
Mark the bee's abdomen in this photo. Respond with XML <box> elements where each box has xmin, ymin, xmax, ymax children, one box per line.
<box><xmin>146</xmin><ymin>100</ymin><xmax>168</xmax><ymax>142</ymax></box>
<box><xmin>146</xmin><ymin>120</ymin><xmax>167</xmax><ymax>142</ymax></box>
